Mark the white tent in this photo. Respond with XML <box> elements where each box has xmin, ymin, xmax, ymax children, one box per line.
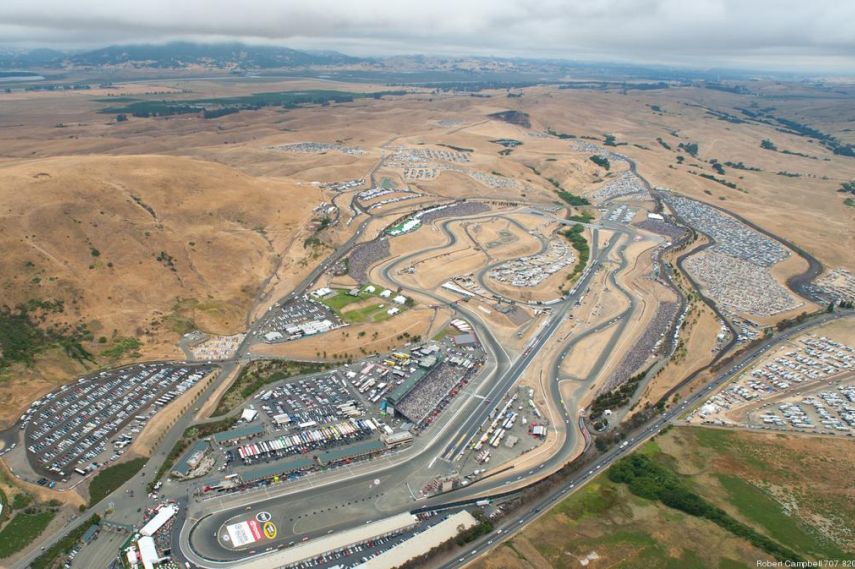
<box><xmin>137</xmin><ymin>536</ymin><xmax>159</xmax><ymax>569</ymax></box>
<box><xmin>140</xmin><ymin>504</ymin><xmax>178</xmax><ymax>537</ymax></box>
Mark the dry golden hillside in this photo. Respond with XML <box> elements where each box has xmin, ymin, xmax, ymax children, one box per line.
<box><xmin>0</xmin><ymin>154</ymin><xmax>321</xmax><ymax>426</ymax></box>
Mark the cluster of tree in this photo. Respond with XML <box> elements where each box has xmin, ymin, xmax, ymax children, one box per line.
<box><xmin>487</xmin><ymin>110</ymin><xmax>531</xmax><ymax>128</ymax></box>
<box><xmin>557</xmin><ymin>190</ymin><xmax>590</xmax><ymax>207</ymax></box>
<box><xmin>455</xmin><ymin>513</ymin><xmax>494</xmax><ymax>546</ymax></box>
<box><xmin>562</xmin><ymin>224</ymin><xmax>590</xmax><ymax>281</ymax></box>
<box><xmin>589</xmin><ymin>155</ymin><xmax>611</xmax><ymax>170</ymax></box>
<box><xmin>678</xmin><ymin>141</ymin><xmax>699</xmax><ymax>157</ymax></box>
<box><xmin>589</xmin><ymin>367</ymin><xmax>651</xmax><ymax>420</ymax></box>
<box><xmin>723</xmin><ymin>161</ymin><xmax>761</xmax><ymax>171</ymax></box>
<box><xmin>705</xmin><ymin>109</ymin><xmax>747</xmax><ymax>124</ymax></box>
<box><xmin>608</xmin><ymin>454</ymin><xmax>804</xmax><ymax>563</ymax></box>
<box><xmin>559</xmin><ymin>81</ymin><xmax>668</xmax><ymax>92</ymax></box>
<box><xmin>774</xmin><ymin>117</ymin><xmax>855</xmax><ymax>157</ymax></box>
<box><xmin>700</xmin><ymin>82</ymin><xmax>750</xmax><ymax>94</ymax></box>
<box><xmin>416</xmin><ymin>81</ymin><xmax>537</xmax><ymax>92</ymax></box>
<box><xmin>546</xmin><ymin>128</ymin><xmax>576</xmax><ymax>139</ymax></box>
<box><xmin>24</xmin><ymin>83</ymin><xmax>92</xmax><ymax>92</ymax></box>
<box><xmin>775</xmin><ymin>310</ymin><xmax>816</xmax><ymax>332</ymax></box>
<box><xmin>697</xmin><ymin>172</ymin><xmax>739</xmax><ymax>190</ymax></box>
<box><xmin>0</xmin><ymin>301</ymin><xmax>93</xmax><ymax>369</ymax></box>
<box><xmin>202</xmin><ymin>107</ymin><xmax>240</xmax><ymax>119</ymax></box>
<box><xmin>101</xmin><ymin>89</ymin><xmax>406</xmax><ymax>119</ymax></box>
<box><xmin>565</xmin><ymin>212</ymin><xmax>594</xmax><ymax>223</ymax></box>
<box><xmin>839</xmin><ymin>180</ymin><xmax>855</xmax><ymax>195</ymax></box>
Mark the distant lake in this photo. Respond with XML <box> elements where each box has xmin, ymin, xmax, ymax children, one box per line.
<box><xmin>0</xmin><ymin>72</ymin><xmax>46</xmax><ymax>82</ymax></box>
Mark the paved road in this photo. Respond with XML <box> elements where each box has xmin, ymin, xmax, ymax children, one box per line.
<box><xmin>434</xmin><ymin>309</ymin><xmax>854</xmax><ymax>569</ymax></box>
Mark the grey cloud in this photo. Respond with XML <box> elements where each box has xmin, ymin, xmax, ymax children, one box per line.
<box><xmin>0</xmin><ymin>0</ymin><xmax>853</xmax><ymax>71</ymax></box>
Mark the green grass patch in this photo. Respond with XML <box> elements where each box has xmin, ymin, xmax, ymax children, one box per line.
<box><xmin>598</xmin><ymin>528</ymin><xmax>659</xmax><ymax>548</ymax></box>
<box><xmin>715</xmin><ymin>474</ymin><xmax>848</xmax><ymax>560</ymax></box>
<box><xmin>719</xmin><ymin>559</ymin><xmax>752</xmax><ymax>569</ymax></box>
<box><xmin>318</xmin><ymin>290</ymin><xmax>370</xmax><ymax>312</ymax></box>
<box><xmin>432</xmin><ymin>328</ymin><xmax>451</xmax><ymax>341</ymax></box>
<box><xmin>100</xmin><ymin>336</ymin><xmax>141</xmax><ymax>361</ymax></box>
<box><xmin>609</xmin><ymin>454</ymin><xmax>804</xmax><ymax>563</ymax></box>
<box><xmin>341</xmin><ymin>303</ymin><xmax>396</xmax><ymax>324</ymax></box>
<box><xmin>0</xmin><ymin>508</ymin><xmax>56</xmax><ymax>558</ymax></box>
<box><xmin>554</xmin><ymin>480</ymin><xmax>620</xmax><ymax>520</ymax></box>
<box><xmin>638</xmin><ymin>438</ymin><xmax>662</xmax><ymax>456</ymax></box>
<box><xmin>88</xmin><ymin>457</ymin><xmax>147</xmax><ymax>507</ymax></box>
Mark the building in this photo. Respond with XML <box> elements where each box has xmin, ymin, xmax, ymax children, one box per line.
<box><xmin>172</xmin><ymin>439</ymin><xmax>212</xmax><ymax>479</ymax></box>
<box><xmin>380</xmin><ymin>289</ymin><xmax>392</xmax><ymax>298</ymax></box>
<box><xmin>382</xmin><ymin>431</ymin><xmax>414</xmax><ymax>448</ymax></box>
<box><xmin>212</xmin><ymin>424</ymin><xmax>264</xmax><ymax>446</ymax></box>
<box><xmin>453</xmin><ymin>333</ymin><xmax>477</xmax><ymax>346</ymax></box>
<box><xmin>311</xmin><ymin>287</ymin><xmax>333</xmax><ymax>298</ymax></box>
<box><xmin>393</xmin><ymin>295</ymin><xmax>407</xmax><ymax>305</ymax></box>
<box><xmin>137</xmin><ymin>536</ymin><xmax>160</xmax><ymax>569</ymax></box>
<box><xmin>363</xmin><ymin>511</ymin><xmax>479</xmax><ymax>569</ymax></box>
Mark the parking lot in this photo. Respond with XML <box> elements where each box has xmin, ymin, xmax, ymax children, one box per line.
<box><xmin>489</xmin><ymin>239</ymin><xmax>575</xmax><ymax>288</ymax></box>
<box><xmin>24</xmin><ymin>363</ymin><xmax>213</xmax><ymax>480</ymax></box>
<box><xmin>460</xmin><ymin>386</ymin><xmax>549</xmax><ymax>477</ymax></box>
<box><xmin>193</xmin><ymin>332</ymin><xmax>484</xmax><ymax>495</ymax></box>
<box><xmin>591</xmin><ymin>171</ymin><xmax>648</xmax><ymax>203</ymax></box>
<box><xmin>690</xmin><ymin>333</ymin><xmax>855</xmax><ymax>434</ymax></box>
<box><xmin>255</xmin><ymin>296</ymin><xmax>344</xmax><ymax>343</ymax></box>
<box><xmin>270</xmin><ymin>142</ymin><xmax>366</xmax><ymax>156</ymax></box>
<box><xmin>664</xmin><ymin>193</ymin><xmax>799</xmax><ymax>319</ymax></box>
<box><xmin>665</xmin><ymin>193</ymin><xmax>789</xmax><ymax>267</ymax></box>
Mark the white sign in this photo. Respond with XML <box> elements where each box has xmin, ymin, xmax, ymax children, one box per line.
<box><xmin>226</xmin><ymin>520</ymin><xmax>262</xmax><ymax>547</ymax></box>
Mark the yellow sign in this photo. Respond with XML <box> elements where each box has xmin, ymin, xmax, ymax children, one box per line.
<box><xmin>263</xmin><ymin>521</ymin><xmax>277</xmax><ymax>540</ymax></box>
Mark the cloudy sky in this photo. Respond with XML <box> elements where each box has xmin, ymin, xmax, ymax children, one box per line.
<box><xmin>1</xmin><ymin>0</ymin><xmax>853</xmax><ymax>72</ymax></box>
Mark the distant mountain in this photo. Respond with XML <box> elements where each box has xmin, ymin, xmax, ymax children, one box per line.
<box><xmin>63</xmin><ymin>42</ymin><xmax>362</xmax><ymax>69</ymax></box>
<box><xmin>0</xmin><ymin>48</ymin><xmax>68</xmax><ymax>69</ymax></box>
